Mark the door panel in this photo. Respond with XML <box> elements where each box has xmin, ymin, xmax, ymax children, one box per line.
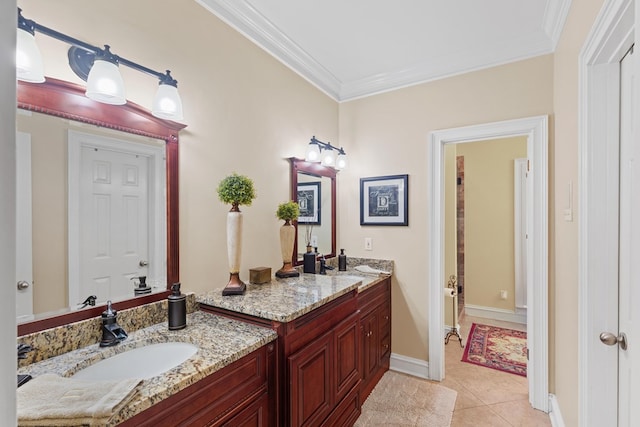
<box><xmin>16</xmin><ymin>131</ymin><xmax>34</xmax><ymax>320</ymax></box>
<box><xmin>80</xmin><ymin>146</ymin><xmax>149</xmax><ymax>304</ymax></box>
<box><xmin>617</xmin><ymin>45</ymin><xmax>637</xmax><ymax>426</ymax></box>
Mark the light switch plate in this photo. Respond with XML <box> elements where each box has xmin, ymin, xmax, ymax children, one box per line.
<box><xmin>364</xmin><ymin>237</ymin><xmax>372</xmax><ymax>251</ymax></box>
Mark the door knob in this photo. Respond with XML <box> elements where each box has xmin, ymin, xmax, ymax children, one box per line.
<box><xmin>139</xmin><ymin>260</ymin><xmax>149</xmax><ymax>267</ymax></box>
<box><xmin>599</xmin><ymin>332</ymin><xmax>628</xmax><ymax>350</ymax></box>
<box><xmin>17</xmin><ymin>280</ymin><xmax>30</xmax><ymax>290</ymax></box>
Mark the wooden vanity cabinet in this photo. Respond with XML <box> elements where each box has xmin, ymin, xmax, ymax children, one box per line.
<box><xmin>358</xmin><ymin>276</ymin><xmax>391</xmax><ymax>401</ymax></box>
<box><xmin>201</xmin><ymin>290</ymin><xmax>361</xmax><ymax>427</ymax></box>
<box><xmin>118</xmin><ymin>342</ymin><xmax>275</xmax><ymax>427</ymax></box>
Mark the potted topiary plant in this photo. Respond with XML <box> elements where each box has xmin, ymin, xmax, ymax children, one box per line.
<box><xmin>217</xmin><ymin>173</ymin><xmax>256</xmax><ymax>296</ymax></box>
<box><xmin>275</xmin><ymin>201</ymin><xmax>300</xmax><ymax>278</ymax></box>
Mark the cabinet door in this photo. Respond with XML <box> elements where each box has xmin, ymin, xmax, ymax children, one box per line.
<box><xmin>334</xmin><ymin>312</ymin><xmax>360</xmax><ymax>402</ymax></box>
<box><xmin>289</xmin><ymin>330</ymin><xmax>333</xmax><ymax>427</ymax></box>
<box><xmin>361</xmin><ymin>310</ymin><xmax>379</xmax><ymax>381</ymax></box>
<box><xmin>379</xmin><ymin>302</ymin><xmax>391</xmax><ymax>363</ymax></box>
<box><xmin>221</xmin><ymin>393</ymin><xmax>269</xmax><ymax>427</ymax></box>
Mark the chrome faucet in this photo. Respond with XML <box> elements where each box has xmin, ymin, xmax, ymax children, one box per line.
<box><xmin>100</xmin><ymin>301</ymin><xmax>128</xmax><ymax>347</ymax></box>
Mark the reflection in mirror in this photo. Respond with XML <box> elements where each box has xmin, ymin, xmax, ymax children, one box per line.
<box><xmin>16</xmin><ymin>110</ymin><xmax>167</xmax><ymax>320</ymax></box>
<box><xmin>17</xmin><ymin>78</ymin><xmax>185</xmax><ymax>336</ymax></box>
<box><xmin>289</xmin><ymin>158</ymin><xmax>336</xmax><ymax>265</ymax></box>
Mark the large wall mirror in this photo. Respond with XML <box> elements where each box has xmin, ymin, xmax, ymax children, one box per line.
<box><xmin>17</xmin><ymin>78</ymin><xmax>185</xmax><ymax>336</ymax></box>
<box><xmin>289</xmin><ymin>158</ymin><xmax>336</xmax><ymax>264</ymax></box>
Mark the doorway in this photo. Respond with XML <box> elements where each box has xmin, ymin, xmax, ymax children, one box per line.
<box><xmin>67</xmin><ymin>130</ymin><xmax>166</xmax><ymax>308</ymax></box>
<box><xmin>579</xmin><ymin>0</ymin><xmax>637</xmax><ymax>424</ymax></box>
<box><xmin>428</xmin><ymin>115</ymin><xmax>549</xmax><ymax>412</ymax></box>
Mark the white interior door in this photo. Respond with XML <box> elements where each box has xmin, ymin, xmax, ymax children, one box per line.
<box><xmin>79</xmin><ymin>146</ymin><xmax>149</xmax><ymax>304</ymax></box>
<box><xmin>617</xmin><ymin>45</ymin><xmax>638</xmax><ymax>426</ymax></box>
<box><xmin>15</xmin><ymin>131</ymin><xmax>33</xmax><ymax>320</ymax></box>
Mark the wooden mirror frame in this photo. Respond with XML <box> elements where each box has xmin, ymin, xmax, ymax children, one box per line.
<box><xmin>17</xmin><ymin>77</ymin><xmax>186</xmax><ymax>336</ymax></box>
<box><xmin>289</xmin><ymin>158</ymin><xmax>337</xmax><ymax>265</ymax></box>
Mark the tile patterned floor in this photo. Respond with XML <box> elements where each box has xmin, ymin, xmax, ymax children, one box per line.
<box><xmin>443</xmin><ymin>315</ymin><xmax>551</xmax><ymax>427</ymax></box>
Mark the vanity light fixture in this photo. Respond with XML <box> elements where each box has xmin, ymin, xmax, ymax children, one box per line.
<box><xmin>304</xmin><ymin>136</ymin><xmax>347</xmax><ymax>170</ymax></box>
<box><xmin>16</xmin><ymin>8</ymin><xmax>184</xmax><ymax>121</ymax></box>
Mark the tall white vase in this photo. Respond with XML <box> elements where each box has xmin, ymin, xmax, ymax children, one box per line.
<box><xmin>276</xmin><ymin>220</ymin><xmax>299</xmax><ymax>278</ymax></box>
<box><xmin>222</xmin><ymin>204</ymin><xmax>246</xmax><ymax>295</ymax></box>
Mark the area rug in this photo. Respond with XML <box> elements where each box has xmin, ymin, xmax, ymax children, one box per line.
<box><xmin>354</xmin><ymin>371</ymin><xmax>457</xmax><ymax>427</ymax></box>
<box><xmin>461</xmin><ymin>323</ymin><xmax>527</xmax><ymax>377</ymax></box>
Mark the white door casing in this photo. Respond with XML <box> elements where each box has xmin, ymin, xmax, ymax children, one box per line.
<box><xmin>514</xmin><ymin>158</ymin><xmax>528</xmax><ymax>313</ymax></box>
<box><xmin>617</xmin><ymin>44</ymin><xmax>637</xmax><ymax>427</ymax></box>
<box><xmin>68</xmin><ymin>130</ymin><xmax>166</xmax><ymax>308</ymax></box>
<box><xmin>16</xmin><ymin>131</ymin><xmax>34</xmax><ymax>321</ymax></box>
<box><xmin>429</xmin><ymin>115</ymin><xmax>549</xmax><ymax>412</ymax></box>
<box><xmin>578</xmin><ymin>0</ymin><xmax>635</xmax><ymax>425</ymax></box>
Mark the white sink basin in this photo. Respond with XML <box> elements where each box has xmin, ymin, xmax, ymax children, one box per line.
<box><xmin>72</xmin><ymin>342</ymin><xmax>198</xmax><ymax>381</ymax></box>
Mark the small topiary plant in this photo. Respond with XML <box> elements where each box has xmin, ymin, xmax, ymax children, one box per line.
<box><xmin>217</xmin><ymin>173</ymin><xmax>256</xmax><ymax>208</ymax></box>
<box><xmin>276</xmin><ymin>201</ymin><xmax>300</xmax><ymax>222</ymax></box>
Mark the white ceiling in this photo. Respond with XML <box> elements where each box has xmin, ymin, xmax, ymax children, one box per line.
<box><xmin>196</xmin><ymin>0</ymin><xmax>572</xmax><ymax>101</ymax></box>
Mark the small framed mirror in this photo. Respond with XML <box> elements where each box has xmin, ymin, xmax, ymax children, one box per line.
<box><xmin>289</xmin><ymin>158</ymin><xmax>336</xmax><ymax>265</ymax></box>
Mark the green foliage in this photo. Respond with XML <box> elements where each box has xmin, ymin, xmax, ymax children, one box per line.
<box><xmin>276</xmin><ymin>201</ymin><xmax>300</xmax><ymax>221</ymax></box>
<box><xmin>217</xmin><ymin>173</ymin><xmax>256</xmax><ymax>206</ymax></box>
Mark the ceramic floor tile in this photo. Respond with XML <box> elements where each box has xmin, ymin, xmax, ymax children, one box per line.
<box><xmin>450</xmin><ymin>406</ymin><xmax>512</xmax><ymax>427</ymax></box>
<box><xmin>489</xmin><ymin>400</ymin><xmax>552</xmax><ymax>426</ymax></box>
<box><xmin>445</xmin><ymin>315</ymin><xmax>551</xmax><ymax>425</ymax></box>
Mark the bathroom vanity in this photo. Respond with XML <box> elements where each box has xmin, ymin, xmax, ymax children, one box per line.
<box><xmin>198</xmin><ymin>265</ymin><xmax>392</xmax><ymax>427</ymax></box>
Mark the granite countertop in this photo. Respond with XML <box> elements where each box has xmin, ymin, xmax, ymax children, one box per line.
<box><xmin>197</xmin><ymin>264</ymin><xmax>392</xmax><ymax>323</ymax></box>
<box><xmin>17</xmin><ymin>311</ymin><xmax>278</xmax><ymax>426</ymax></box>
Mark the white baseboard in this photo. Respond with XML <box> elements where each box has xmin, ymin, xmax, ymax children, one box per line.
<box><xmin>548</xmin><ymin>394</ymin><xmax>565</xmax><ymax>427</ymax></box>
<box><xmin>389</xmin><ymin>353</ymin><xmax>429</xmax><ymax>379</ymax></box>
<box><xmin>465</xmin><ymin>304</ymin><xmax>526</xmax><ymax>324</ymax></box>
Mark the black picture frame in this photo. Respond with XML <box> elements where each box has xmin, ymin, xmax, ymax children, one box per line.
<box><xmin>360</xmin><ymin>174</ymin><xmax>409</xmax><ymax>226</ymax></box>
<box><xmin>297</xmin><ymin>181</ymin><xmax>321</xmax><ymax>225</ymax></box>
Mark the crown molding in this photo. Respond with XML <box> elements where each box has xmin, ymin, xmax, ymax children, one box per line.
<box><xmin>197</xmin><ymin>0</ymin><xmax>568</xmax><ymax>102</ymax></box>
<box><xmin>195</xmin><ymin>0</ymin><xmax>341</xmax><ymax>100</ymax></box>
<box><xmin>542</xmin><ymin>0</ymin><xmax>573</xmax><ymax>50</ymax></box>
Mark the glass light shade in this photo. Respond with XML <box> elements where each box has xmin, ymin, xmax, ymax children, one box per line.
<box><xmin>16</xmin><ymin>28</ymin><xmax>44</xmax><ymax>83</ymax></box>
<box><xmin>335</xmin><ymin>152</ymin><xmax>348</xmax><ymax>170</ymax></box>
<box><xmin>152</xmin><ymin>83</ymin><xmax>184</xmax><ymax>121</ymax></box>
<box><xmin>305</xmin><ymin>142</ymin><xmax>321</xmax><ymax>162</ymax></box>
<box><xmin>321</xmin><ymin>148</ymin><xmax>336</xmax><ymax>167</ymax></box>
<box><xmin>85</xmin><ymin>59</ymin><xmax>126</xmax><ymax>105</ymax></box>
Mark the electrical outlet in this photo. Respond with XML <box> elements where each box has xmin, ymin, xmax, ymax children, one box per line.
<box><xmin>500</xmin><ymin>290</ymin><xmax>508</xmax><ymax>300</ymax></box>
<box><xmin>310</xmin><ymin>235</ymin><xmax>318</xmax><ymax>247</ymax></box>
<box><xmin>364</xmin><ymin>237</ymin><xmax>373</xmax><ymax>251</ymax></box>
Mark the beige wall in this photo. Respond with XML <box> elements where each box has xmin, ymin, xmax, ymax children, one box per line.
<box><xmin>12</xmin><ymin>0</ymin><xmax>615</xmax><ymax>424</ymax></box>
<box><xmin>338</xmin><ymin>55</ymin><xmax>553</xmax><ymax>362</ymax></box>
<box><xmin>17</xmin><ymin>0</ymin><xmax>339</xmax><ymax>301</ymax></box>
<box><xmin>457</xmin><ymin>137</ymin><xmax>527</xmax><ymax>311</ymax></box>
<box><xmin>552</xmin><ymin>0</ymin><xmax>606</xmax><ymax>424</ymax></box>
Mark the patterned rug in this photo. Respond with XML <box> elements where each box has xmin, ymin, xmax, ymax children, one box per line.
<box><xmin>461</xmin><ymin>323</ymin><xmax>527</xmax><ymax>377</ymax></box>
<box><xmin>354</xmin><ymin>371</ymin><xmax>457</xmax><ymax>426</ymax></box>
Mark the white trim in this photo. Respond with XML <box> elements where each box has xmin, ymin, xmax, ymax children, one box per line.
<box><xmin>514</xmin><ymin>158</ymin><xmax>528</xmax><ymax>311</ymax></box>
<box><xmin>549</xmin><ymin>394</ymin><xmax>566</xmax><ymax>427</ymax></box>
<box><xmin>543</xmin><ymin>0</ymin><xmax>574</xmax><ymax>50</ymax></box>
<box><xmin>578</xmin><ymin>1</ymin><xmax>634</xmax><ymax>425</ymax></box>
<box><xmin>389</xmin><ymin>353</ymin><xmax>429</xmax><ymax>379</ymax></box>
<box><xmin>195</xmin><ymin>0</ymin><xmax>568</xmax><ymax>102</ymax></box>
<box><xmin>429</xmin><ymin>115</ymin><xmax>549</xmax><ymax>412</ymax></box>
<box><xmin>464</xmin><ymin>304</ymin><xmax>526</xmax><ymax>325</ymax></box>
<box><xmin>67</xmin><ymin>130</ymin><xmax>166</xmax><ymax>308</ymax></box>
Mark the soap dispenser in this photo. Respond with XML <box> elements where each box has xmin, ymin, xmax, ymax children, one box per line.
<box><xmin>338</xmin><ymin>249</ymin><xmax>347</xmax><ymax>271</ymax></box>
<box><xmin>168</xmin><ymin>283</ymin><xmax>186</xmax><ymax>330</ymax></box>
<box><xmin>303</xmin><ymin>246</ymin><xmax>316</xmax><ymax>274</ymax></box>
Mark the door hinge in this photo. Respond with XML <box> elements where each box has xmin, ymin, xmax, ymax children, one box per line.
<box><xmin>526</xmin><ymin>348</ymin><xmax>530</xmax><ymax>360</ymax></box>
<box><xmin>527</xmin><ymin>159</ymin><xmax>531</xmax><ymax>172</ymax></box>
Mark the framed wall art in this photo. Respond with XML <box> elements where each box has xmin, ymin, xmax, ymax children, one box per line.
<box><xmin>297</xmin><ymin>181</ymin><xmax>321</xmax><ymax>224</ymax></box>
<box><xmin>360</xmin><ymin>174</ymin><xmax>408</xmax><ymax>226</ymax></box>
